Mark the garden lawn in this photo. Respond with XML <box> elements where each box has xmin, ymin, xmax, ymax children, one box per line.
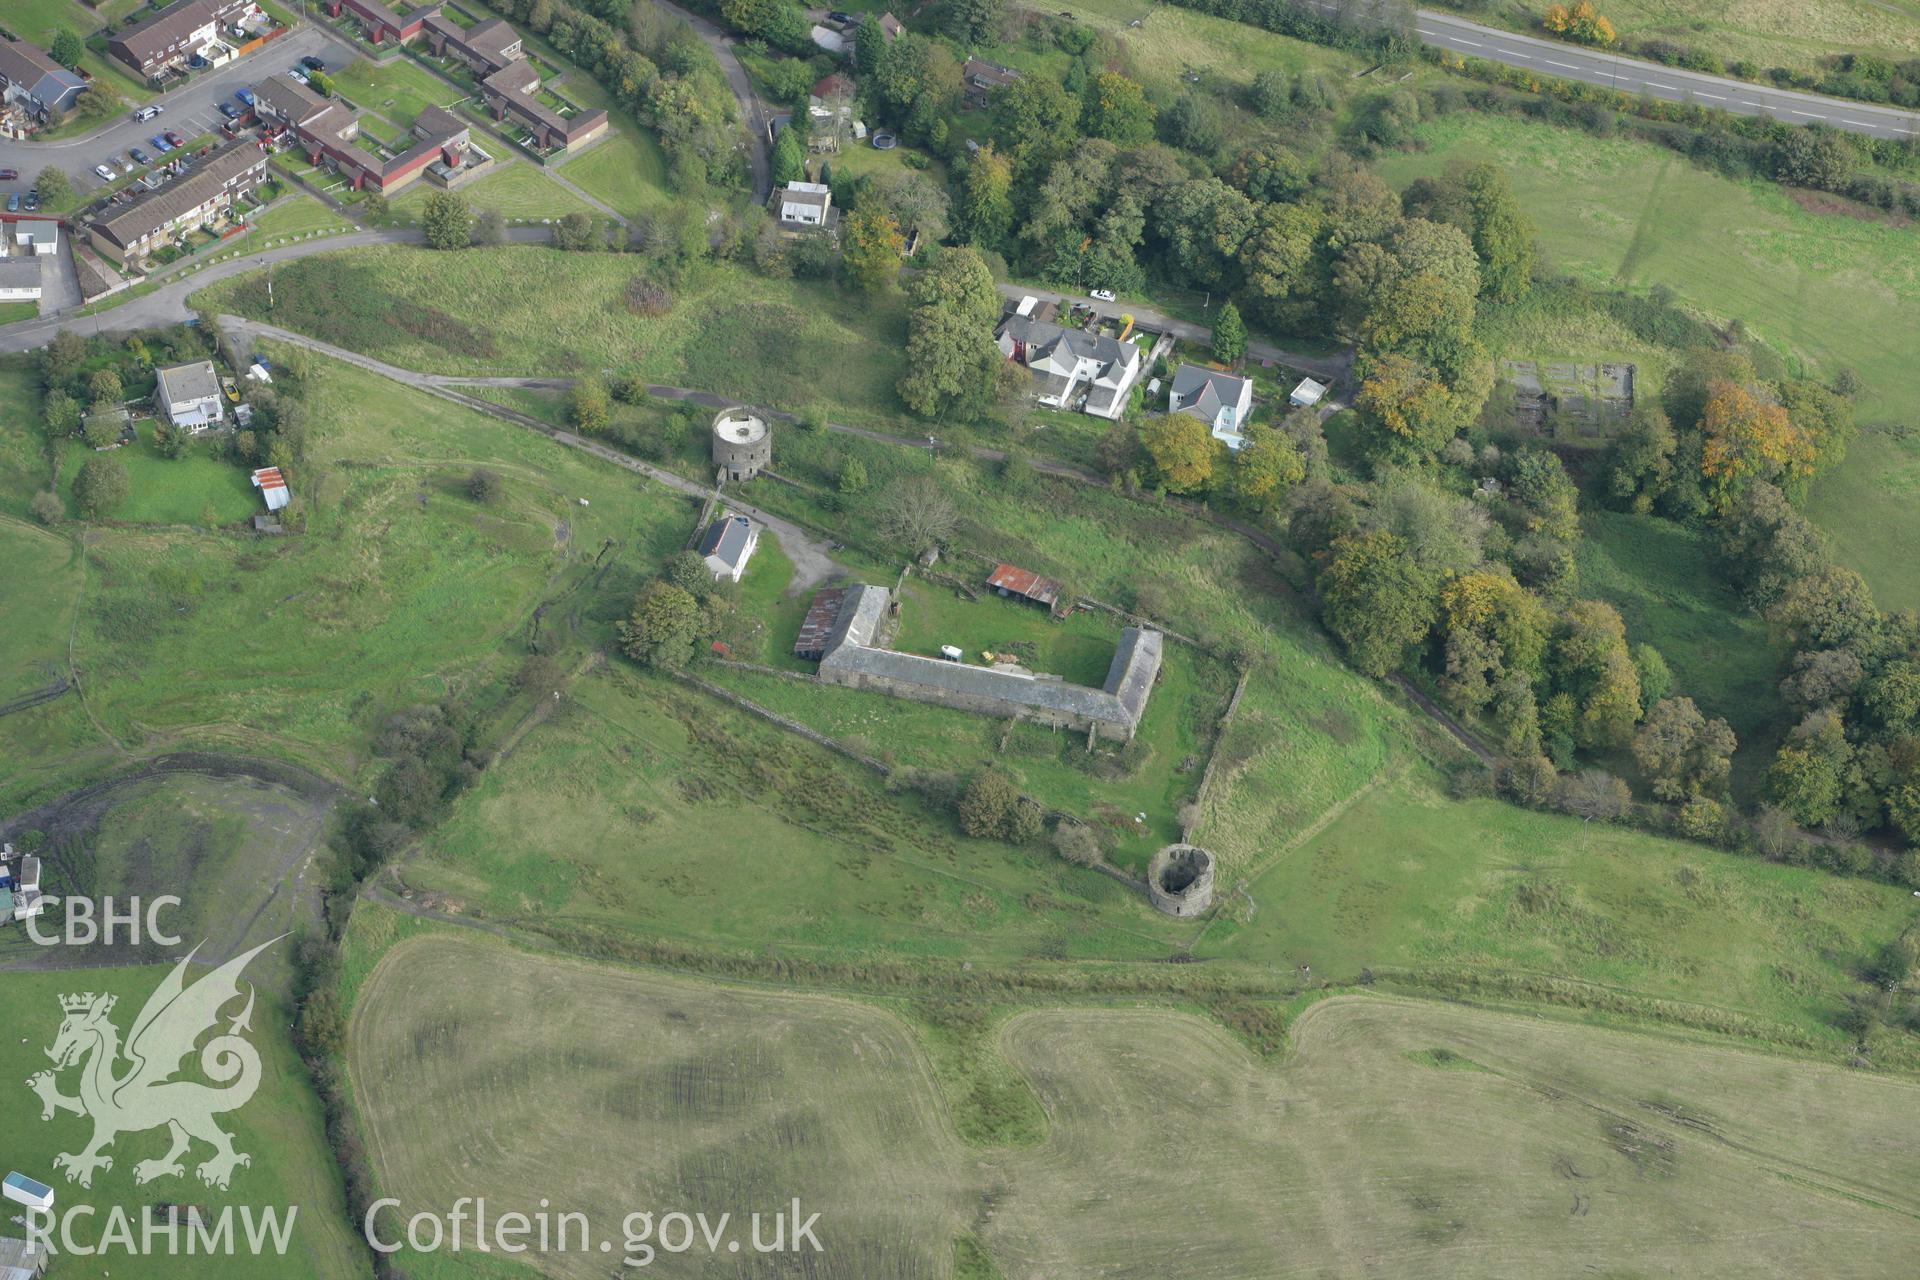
<box><xmin>59</xmin><ymin>426</ymin><xmax>258</xmax><ymax>526</ymax></box>
<box><xmin>0</xmin><ymin>300</ymin><xmax>39</xmax><ymax>325</ymax></box>
<box><xmin>198</xmin><ymin>247</ymin><xmax>912</xmax><ymax>422</ymax></box>
<box><xmin>243</xmin><ymin>192</ymin><xmax>354</xmax><ymax>242</ymax></box>
<box><xmin>554</xmin><ymin>126</ymin><xmax>672</xmax><ymax>215</ymax></box>
<box><xmin>332</xmin><ymin>54</ymin><xmax>463</xmax><ymax>129</ymax></box>
<box><xmin>391</xmin><ymin>161</ymin><xmax>598</xmax><ymax>221</ymax></box>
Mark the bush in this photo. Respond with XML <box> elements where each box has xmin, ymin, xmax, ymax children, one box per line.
<box><xmin>1051</xmin><ymin>821</ymin><xmax>1102</xmax><ymax>866</ymax></box>
<box><xmin>467</xmin><ymin>467</ymin><xmax>504</xmax><ymax>504</ymax></box>
<box><xmin>624</xmin><ymin>276</ymin><xmax>673</xmax><ymax>316</ymax></box>
<box><xmin>28</xmin><ymin>491</ymin><xmax>63</xmax><ymax>525</ymax></box>
<box><xmin>957</xmin><ymin>768</ymin><xmax>1020</xmax><ymax>839</ymax></box>
<box><xmin>72</xmin><ymin>454</ymin><xmax>129</xmax><ymax>517</ymax></box>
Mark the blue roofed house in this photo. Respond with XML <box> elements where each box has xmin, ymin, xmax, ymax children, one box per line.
<box><xmin>0</xmin><ymin>39</ymin><xmax>87</xmax><ymax>121</ymax></box>
<box><xmin>698</xmin><ymin>513</ymin><xmax>759</xmax><ymax>583</ymax></box>
<box><xmin>1168</xmin><ymin>363</ymin><xmax>1255</xmax><ymax>449</ymax></box>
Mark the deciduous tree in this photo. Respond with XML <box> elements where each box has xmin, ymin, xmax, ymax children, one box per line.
<box><xmin>1139</xmin><ymin>413</ymin><xmax>1217</xmax><ymax>494</ymax></box>
<box><xmin>1318</xmin><ymin>529</ymin><xmax>1437</xmax><ymax>677</ymax></box>
<box><xmin>73</xmin><ymin>455</ymin><xmax>129</xmax><ymax>517</ymax></box>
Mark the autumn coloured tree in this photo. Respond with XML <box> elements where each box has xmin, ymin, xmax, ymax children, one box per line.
<box><xmin>960</xmin><ymin>145</ymin><xmax>1014</xmax><ymax>249</ymax></box>
<box><xmin>1225</xmin><ymin>422</ymin><xmax>1305</xmax><ymax>514</ymax></box>
<box><xmin>1139</xmin><ymin>413</ymin><xmax>1217</xmax><ymax>494</ymax></box>
<box><xmin>1698</xmin><ymin>378</ymin><xmax>1814</xmax><ymax>509</ymax></box>
<box><xmin>842</xmin><ymin>201</ymin><xmax>906</xmax><ymax>293</ymax></box>
<box><xmin>1353</xmin><ymin>353</ymin><xmax>1463</xmax><ymax>462</ymax></box>
<box><xmin>1543</xmin><ymin>0</ymin><xmax>1616</xmax><ymax>45</ymax></box>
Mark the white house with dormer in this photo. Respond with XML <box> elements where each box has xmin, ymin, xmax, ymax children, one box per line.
<box><xmin>1169</xmin><ymin>363</ymin><xmax>1255</xmax><ymax>448</ymax></box>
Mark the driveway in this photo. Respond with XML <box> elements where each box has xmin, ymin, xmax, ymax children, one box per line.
<box><xmin>649</xmin><ymin>0</ymin><xmax>771</xmax><ymax>202</ymax></box>
<box><xmin>0</xmin><ymin>26</ymin><xmax>358</xmax><ymax>196</ymax></box>
<box><xmin>36</xmin><ymin>246</ymin><xmax>83</xmax><ymax>315</ymax></box>
<box><xmin>996</xmin><ymin>282</ymin><xmax>1352</xmax><ymax>383</ymax></box>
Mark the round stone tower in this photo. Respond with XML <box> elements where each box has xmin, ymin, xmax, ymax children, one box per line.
<box><xmin>1146</xmin><ymin>844</ymin><xmax>1215</xmax><ymax>917</ymax></box>
<box><xmin>712</xmin><ymin>408</ymin><xmax>772</xmax><ymax>482</ymax></box>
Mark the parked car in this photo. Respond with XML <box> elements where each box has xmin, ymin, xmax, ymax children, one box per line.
<box><xmin>289</xmin><ymin>68</ymin><xmax>309</xmax><ymax>85</ymax></box>
<box><xmin>235</xmin><ymin>88</ymin><xmax>255</xmax><ymax>107</ymax></box>
<box><xmin>300</xmin><ymin>55</ymin><xmax>325</xmax><ymax>70</ymax></box>
<box><xmin>1089</xmin><ymin>288</ymin><xmax>1116</xmax><ymax>302</ymax></box>
<box><xmin>129</xmin><ymin>147</ymin><xmax>150</xmax><ymax>165</ymax></box>
<box><xmin>22</xmin><ymin>193</ymin><xmax>38</xmax><ymax>211</ymax></box>
<box><xmin>0</xmin><ymin>168</ymin><xmax>17</xmax><ymax>180</ymax></box>
<box><xmin>4</xmin><ymin>194</ymin><xmax>18</xmax><ymax>212</ymax></box>
<box><xmin>92</xmin><ymin>165</ymin><xmax>115</xmax><ymax>182</ymax></box>
<box><xmin>217</xmin><ymin>102</ymin><xmax>239</xmax><ymax>119</ymax></box>
<box><xmin>133</xmin><ymin>104</ymin><xmax>163</xmax><ymax>122</ymax></box>
<box><xmin>164</xmin><ymin>130</ymin><xmax>186</xmax><ymax>147</ymax></box>
<box><xmin>150</xmin><ymin>135</ymin><xmax>173</xmax><ymax>153</ymax></box>
<box><xmin>828</xmin><ymin>9</ymin><xmax>853</xmax><ymax>21</ymax></box>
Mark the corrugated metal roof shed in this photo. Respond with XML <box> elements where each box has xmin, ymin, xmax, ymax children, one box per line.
<box><xmin>986</xmin><ymin>563</ymin><xmax>1063</xmax><ymax>608</ymax></box>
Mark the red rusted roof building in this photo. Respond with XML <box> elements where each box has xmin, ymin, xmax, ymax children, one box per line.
<box><xmin>987</xmin><ymin>563</ymin><xmax>1063</xmax><ymax>609</ymax></box>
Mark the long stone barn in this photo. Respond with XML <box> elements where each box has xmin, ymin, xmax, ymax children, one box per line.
<box><xmin>811</xmin><ymin>585</ymin><xmax>1162</xmax><ymax>742</ymax></box>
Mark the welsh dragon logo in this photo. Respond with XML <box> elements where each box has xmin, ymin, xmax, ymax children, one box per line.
<box><xmin>27</xmin><ymin>938</ymin><xmax>279</xmax><ymax>1191</ymax></box>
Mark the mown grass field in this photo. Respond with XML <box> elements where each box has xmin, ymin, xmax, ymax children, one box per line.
<box><xmin>197</xmin><ymin>248</ymin><xmax>912</xmax><ymax>421</ymax></box>
<box><xmin>332</xmin><ymin>55</ymin><xmax>465</xmax><ymax>133</ymax></box>
<box><xmin>1805</xmin><ymin>427</ymin><xmax>1920</xmax><ymax>612</ymax></box>
<box><xmin>0</xmin><ymin>960</ymin><xmax>368</xmax><ymax>1280</ymax></box>
<box><xmin>1432</xmin><ymin>0</ymin><xmax>1920</xmax><ymax>76</ymax></box>
<box><xmin>345</xmin><ymin>926</ymin><xmax>1920</xmax><ymax>1280</ymax></box>
<box><xmin>243</xmin><ymin>193</ymin><xmax>355</xmax><ymax>243</ymax></box>
<box><xmin>1204</xmin><ymin>770</ymin><xmax>1919</xmax><ymax>1052</ymax></box>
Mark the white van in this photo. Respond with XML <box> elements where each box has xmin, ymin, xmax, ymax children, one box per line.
<box><xmin>133</xmin><ymin>105</ymin><xmax>164</xmax><ymax>122</ymax></box>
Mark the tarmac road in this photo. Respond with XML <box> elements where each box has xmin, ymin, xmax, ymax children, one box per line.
<box><xmin>1408</xmin><ymin>9</ymin><xmax>1920</xmax><ymax>140</ymax></box>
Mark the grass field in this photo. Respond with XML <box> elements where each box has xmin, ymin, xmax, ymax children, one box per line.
<box><xmin>1373</xmin><ymin>113</ymin><xmax>1920</xmax><ymax>426</ymax></box>
<box><xmin>1431</xmin><ymin>0</ymin><xmax>1920</xmax><ymax>76</ymax></box>
<box><xmin>243</xmin><ymin>193</ymin><xmax>356</xmax><ymax>243</ymax></box>
<box><xmin>0</xmin><ymin>518</ymin><xmax>79</xmax><ymax>703</ymax></box>
<box><xmin>1805</xmin><ymin>428</ymin><xmax>1920</xmax><ymax>612</ymax></box>
<box><xmin>0</xmin><ymin>350</ymin><xmax>695</xmax><ymax>804</ymax></box>
<box><xmin>332</xmin><ymin>55</ymin><xmax>464</xmax><ymax>132</ymax></box>
<box><xmin>553</xmin><ymin>126</ymin><xmax>672</xmax><ymax>216</ymax></box>
<box><xmin>708</xmin><ymin>636</ymin><xmax>1227</xmax><ymax>868</ymax></box>
<box><xmin>1576</xmin><ymin>510</ymin><xmax>1785</xmax><ymax>797</ymax></box>
<box><xmin>405</xmin><ymin>661</ymin><xmax>1191</xmax><ymax>963</ymax></box>
<box><xmin>59</xmin><ymin>427</ymin><xmax>260</xmax><ymax>526</ymax></box>
<box><xmin>0</xmin><ymin>960</ymin><xmax>367</xmax><ymax>1279</ymax></box>
<box><xmin>1203</xmin><ymin>770</ymin><xmax>1918</xmax><ymax>1051</ymax></box>
<box><xmin>1374</xmin><ymin>111</ymin><xmax>1920</xmax><ymax>611</ymax></box>
<box><xmin>197</xmin><ymin>248</ymin><xmax>913</xmax><ymax>420</ymax></box>
<box><xmin>346</xmin><ymin>927</ymin><xmax>1920</xmax><ymax>1279</ymax></box>
<box><xmin>391</xmin><ymin>161</ymin><xmax>598</xmax><ymax>221</ymax></box>
<box><xmin>0</xmin><ymin>359</ymin><xmax>54</xmax><ymax>518</ymax></box>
